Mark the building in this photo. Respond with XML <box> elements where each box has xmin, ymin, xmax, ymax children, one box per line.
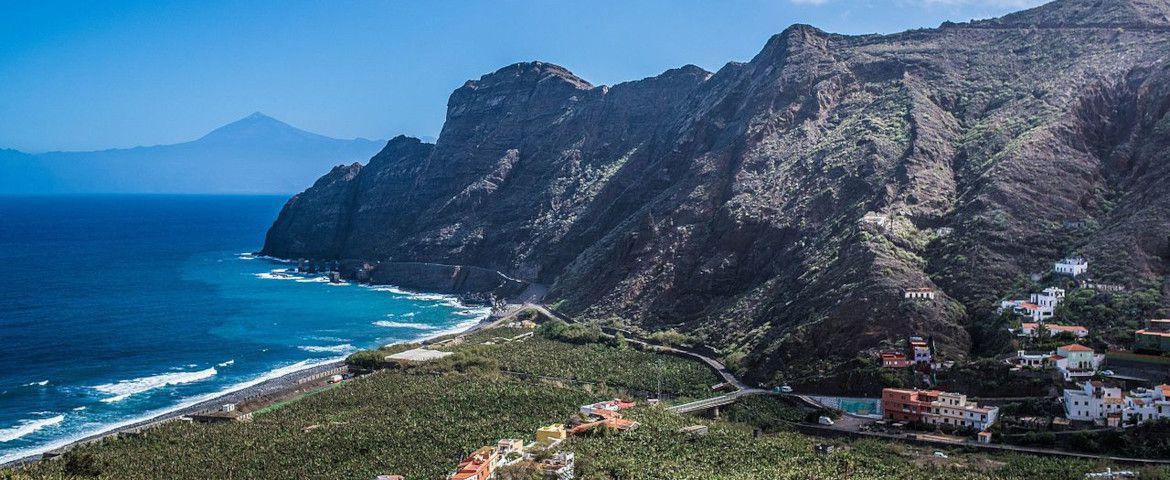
<box><xmin>1010</xmin><ymin>350</ymin><xmax>1051</xmax><ymax>369</ymax></box>
<box><xmin>1030</xmin><ymin>287</ymin><xmax>1065</xmax><ymax>312</ymax></box>
<box><xmin>909</xmin><ymin>337</ymin><xmax>932</xmax><ymax>365</ymax></box>
<box><xmin>1015</xmin><ymin>322</ymin><xmax>1089</xmax><ymax>339</ymax></box>
<box><xmin>1135</xmin><ymin>319</ymin><xmax>1170</xmax><ymax>354</ymax></box>
<box><xmin>449</xmin><ymin>447</ymin><xmax>499</xmax><ymax>480</ymax></box>
<box><xmin>1055</xmin><ymin>257</ymin><xmax>1088</xmax><ymax>277</ymax></box>
<box><xmin>880</xmin><ymin>351</ymin><xmax>911</xmax><ymax>368</ymax></box>
<box><xmin>904</xmin><ymin>288</ymin><xmax>936</xmax><ymax>300</ymax></box>
<box><xmin>881</xmin><ymin>388</ymin><xmax>1000</xmax><ymax>430</ymax></box>
<box><xmin>1052</xmin><ymin>344</ymin><xmax>1103</xmax><ymax>382</ymax></box>
<box><xmin>579</xmin><ymin>399</ymin><xmax>636</xmax><ymax>418</ymax></box>
<box><xmin>1123</xmin><ymin>385</ymin><xmax>1170</xmax><ymax>425</ymax></box>
<box><xmin>536</xmin><ymin>424</ymin><xmax>568</xmax><ymax>447</ymax></box>
<box><xmin>860</xmin><ymin>212</ymin><xmax>890</xmax><ymax>228</ymax></box>
<box><xmin>515</xmin><ymin>451</ymin><xmax>575</xmax><ymax>480</ymax></box>
<box><xmin>1063</xmin><ymin>381</ymin><xmax>1125</xmax><ymax>423</ymax></box>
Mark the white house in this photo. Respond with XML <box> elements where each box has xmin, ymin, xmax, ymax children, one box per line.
<box><xmin>1123</xmin><ymin>385</ymin><xmax>1170</xmax><ymax>425</ymax></box>
<box><xmin>1052</xmin><ymin>343</ymin><xmax>1104</xmax><ymax>382</ymax></box>
<box><xmin>904</xmin><ymin>288</ymin><xmax>936</xmax><ymax>300</ymax></box>
<box><xmin>1064</xmin><ymin>381</ymin><xmax>1125</xmax><ymax>423</ymax></box>
<box><xmin>1009</xmin><ymin>350</ymin><xmax>1051</xmax><ymax>369</ymax></box>
<box><xmin>1030</xmin><ymin>287</ymin><xmax>1065</xmax><ymax>311</ymax></box>
<box><xmin>924</xmin><ymin>391</ymin><xmax>1000</xmax><ymax>431</ymax></box>
<box><xmin>1015</xmin><ymin>322</ymin><xmax>1089</xmax><ymax>339</ymax></box>
<box><xmin>1055</xmin><ymin>257</ymin><xmax>1088</xmax><ymax>277</ymax></box>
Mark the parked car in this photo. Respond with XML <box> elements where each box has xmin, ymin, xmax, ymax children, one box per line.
<box><xmin>779</xmin><ymin>385</ymin><xmax>793</xmax><ymax>393</ymax></box>
<box><xmin>818</xmin><ymin>416</ymin><xmax>835</xmax><ymax>426</ymax></box>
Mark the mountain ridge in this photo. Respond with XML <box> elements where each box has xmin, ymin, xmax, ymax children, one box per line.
<box><xmin>262</xmin><ymin>0</ymin><xmax>1170</xmax><ymax>389</ymax></box>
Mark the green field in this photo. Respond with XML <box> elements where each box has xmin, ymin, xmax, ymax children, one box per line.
<box><xmin>5</xmin><ymin>327</ymin><xmax>1165</xmax><ymax>479</ymax></box>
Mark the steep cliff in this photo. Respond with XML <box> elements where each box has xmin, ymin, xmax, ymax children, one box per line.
<box><xmin>263</xmin><ymin>0</ymin><xmax>1170</xmax><ymax>386</ymax></box>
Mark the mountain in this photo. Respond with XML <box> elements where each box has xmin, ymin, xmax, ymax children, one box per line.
<box><xmin>0</xmin><ymin>113</ymin><xmax>385</xmax><ymax>194</ymax></box>
<box><xmin>262</xmin><ymin>0</ymin><xmax>1170</xmax><ymax>389</ymax></box>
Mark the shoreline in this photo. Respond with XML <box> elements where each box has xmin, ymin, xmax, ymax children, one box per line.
<box><xmin>1</xmin><ymin>291</ymin><xmax>502</xmax><ymax>470</ymax></box>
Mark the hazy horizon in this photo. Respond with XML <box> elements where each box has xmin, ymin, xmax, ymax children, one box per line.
<box><xmin>1</xmin><ymin>0</ymin><xmax>1047</xmax><ymax>153</ymax></box>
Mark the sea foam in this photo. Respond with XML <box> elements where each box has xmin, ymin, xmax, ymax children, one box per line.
<box><xmin>298</xmin><ymin>344</ymin><xmax>356</xmax><ymax>354</ymax></box>
<box><xmin>0</xmin><ymin>415</ymin><xmax>65</xmax><ymax>443</ymax></box>
<box><xmin>94</xmin><ymin>367</ymin><xmax>217</xmax><ymax>403</ymax></box>
<box><xmin>372</xmin><ymin>321</ymin><xmax>435</xmax><ymax>330</ymax></box>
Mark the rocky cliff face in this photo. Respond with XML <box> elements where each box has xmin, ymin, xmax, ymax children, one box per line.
<box><xmin>263</xmin><ymin>0</ymin><xmax>1170</xmax><ymax>386</ymax></box>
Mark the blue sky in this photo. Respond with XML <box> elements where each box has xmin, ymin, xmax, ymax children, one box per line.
<box><xmin>0</xmin><ymin>0</ymin><xmax>1047</xmax><ymax>152</ymax></box>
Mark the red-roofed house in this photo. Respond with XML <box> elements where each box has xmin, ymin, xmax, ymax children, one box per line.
<box><xmin>1053</xmin><ymin>344</ymin><xmax>1103</xmax><ymax>381</ymax></box>
<box><xmin>449</xmin><ymin>447</ymin><xmax>498</xmax><ymax>480</ymax></box>
<box><xmin>880</xmin><ymin>351</ymin><xmax>911</xmax><ymax>368</ymax></box>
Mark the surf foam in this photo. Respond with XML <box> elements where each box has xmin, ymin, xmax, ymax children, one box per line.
<box><xmin>298</xmin><ymin>344</ymin><xmax>356</xmax><ymax>354</ymax></box>
<box><xmin>0</xmin><ymin>416</ymin><xmax>65</xmax><ymax>443</ymax></box>
<box><xmin>94</xmin><ymin>367</ymin><xmax>217</xmax><ymax>403</ymax></box>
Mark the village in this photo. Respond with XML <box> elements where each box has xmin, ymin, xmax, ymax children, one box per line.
<box><xmin>866</xmin><ymin>257</ymin><xmax>1170</xmax><ymax>455</ymax></box>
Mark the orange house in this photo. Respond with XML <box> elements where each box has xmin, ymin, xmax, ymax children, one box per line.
<box><xmin>881</xmin><ymin>388</ymin><xmax>940</xmax><ymax>423</ymax></box>
<box><xmin>449</xmin><ymin>446</ymin><xmax>498</xmax><ymax>480</ymax></box>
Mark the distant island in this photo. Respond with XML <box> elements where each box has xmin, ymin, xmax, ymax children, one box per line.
<box><xmin>0</xmin><ymin>113</ymin><xmax>384</xmax><ymax>194</ymax></box>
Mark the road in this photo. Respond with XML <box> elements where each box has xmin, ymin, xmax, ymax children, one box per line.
<box><xmin>522</xmin><ymin>302</ymin><xmax>1170</xmax><ymax>465</ymax></box>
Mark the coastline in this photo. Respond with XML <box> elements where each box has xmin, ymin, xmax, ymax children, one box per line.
<box><xmin>0</xmin><ymin>290</ymin><xmax>501</xmax><ymax>470</ymax></box>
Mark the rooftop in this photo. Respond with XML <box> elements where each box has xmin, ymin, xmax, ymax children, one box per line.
<box><xmin>1058</xmin><ymin>344</ymin><xmax>1094</xmax><ymax>352</ymax></box>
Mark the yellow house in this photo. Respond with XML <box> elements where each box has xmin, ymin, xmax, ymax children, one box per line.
<box><xmin>536</xmin><ymin>424</ymin><xmax>567</xmax><ymax>446</ymax></box>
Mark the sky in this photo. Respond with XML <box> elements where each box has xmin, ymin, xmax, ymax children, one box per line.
<box><xmin>0</xmin><ymin>0</ymin><xmax>1049</xmax><ymax>153</ymax></box>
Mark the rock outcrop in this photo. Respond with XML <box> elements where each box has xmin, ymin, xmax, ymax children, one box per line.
<box><xmin>263</xmin><ymin>0</ymin><xmax>1170</xmax><ymax>386</ymax></box>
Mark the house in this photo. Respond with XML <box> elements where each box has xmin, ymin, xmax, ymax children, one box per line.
<box><xmin>881</xmin><ymin>388</ymin><xmax>1000</xmax><ymax>430</ymax></box>
<box><xmin>374</xmin><ymin>476</ymin><xmax>404</xmax><ymax>480</ymax></box>
<box><xmin>1052</xmin><ymin>344</ymin><xmax>1104</xmax><ymax>381</ymax></box>
<box><xmin>1063</xmin><ymin>381</ymin><xmax>1125</xmax><ymax>423</ymax></box>
<box><xmin>977</xmin><ymin>431</ymin><xmax>993</xmax><ymax>444</ymax></box>
<box><xmin>1135</xmin><ymin>319</ymin><xmax>1170</xmax><ymax>354</ymax></box>
<box><xmin>880</xmin><ymin>351</ymin><xmax>911</xmax><ymax>368</ymax></box>
<box><xmin>1030</xmin><ymin>287</ymin><xmax>1065</xmax><ymax>312</ymax></box>
<box><xmin>860</xmin><ymin>212</ymin><xmax>890</xmax><ymax>228</ymax></box>
<box><xmin>909</xmin><ymin>337</ymin><xmax>932</xmax><ymax>364</ymax></box>
<box><xmin>1122</xmin><ymin>385</ymin><xmax>1170</xmax><ymax>425</ymax></box>
<box><xmin>1015</xmin><ymin>322</ymin><xmax>1089</xmax><ymax>339</ymax></box>
<box><xmin>536</xmin><ymin>424</ymin><xmax>568</xmax><ymax>447</ymax></box>
<box><xmin>1055</xmin><ymin>257</ymin><xmax>1088</xmax><ymax>277</ymax></box>
<box><xmin>1010</xmin><ymin>350</ymin><xmax>1051</xmax><ymax>369</ymax></box>
<box><xmin>515</xmin><ymin>451</ymin><xmax>575</xmax><ymax>480</ymax></box>
<box><xmin>579</xmin><ymin>399</ymin><xmax>636</xmax><ymax>418</ymax></box>
<box><xmin>449</xmin><ymin>446</ymin><xmax>499</xmax><ymax>480</ymax></box>
<box><xmin>904</xmin><ymin>288</ymin><xmax>936</xmax><ymax>300</ymax></box>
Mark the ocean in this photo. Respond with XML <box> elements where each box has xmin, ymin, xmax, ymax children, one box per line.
<box><xmin>0</xmin><ymin>195</ymin><xmax>488</xmax><ymax>463</ymax></box>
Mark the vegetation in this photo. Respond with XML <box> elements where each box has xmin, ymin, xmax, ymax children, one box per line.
<box><xmin>444</xmin><ymin>323</ymin><xmax>720</xmax><ymax>400</ymax></box>
<box><xmin>563</xmin><ymin>407</ymin><xmax>1153</xmax><ymax>479</ymax></box>
<box><xmin>6</xmin><ymin>371</ymin><xmax>593</xmax><ymax>480</ymax></box>
<box><xmin>4</xmin><ymin>327</ymin><xmax>1161</xmax><ymax>479</ymax></box>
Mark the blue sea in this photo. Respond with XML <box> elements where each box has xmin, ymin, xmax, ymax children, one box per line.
<box><xmin>0</xmin><ymin>195</ymin><xmax>487</xmax><ymax>463</ymax></box>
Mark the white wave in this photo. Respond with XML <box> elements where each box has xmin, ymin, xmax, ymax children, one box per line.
<box><xmin>455</xmin><ymin>308</ymin><xmax>492</xmax><ymax>317</ymax></box>
<box><xmin>423</xmin><ymin>318</ymin><xmax>483</xmax><ymax>341</ymax></box>
<box><xmin>22</xmin><ymin>380</ymin><xmax>49</xmax><ymax>387</ymax></box>
<box><xmin>0</xmin><ymin>357</ymin><xmax>342</xmax><ymax>465</ymax></box>
<box><xmin>294</xmin><ymin>276</ymin><xmax>331</xmax><ymax>283</ymax></box>
<box><xmin>72</xmin><ymin>406</ymin><xmax>87</xmax><ymax>411</ymax></box>
<box><xmin>298</xmin><ymin>344</ymin><xmax>356</xmax><ymax>354</ymax></box>
<box><xmin>216</xmin><ymin>360</ymin><xmax>235</xmax><ymax>367</ymax></box>
<box><xmin>326</xmin><ymin>281</ymin><xmax>350</xmax><ymax>286</ymax></box>
<box><xmin>0</xmin><ymin>415</ymin><xmax>65</xmax><ymax>443</ymax></box>
<box><xmin>237</xmin><ymin>253</ymin><xmax>256</xmax><ymax>260</ymax></box>
<box><xmin>254</xmin><ymin>272</ymin><xmax>297</xmax><ymax>281</ymax></box>
<box><xmin>94</xmin><ymin>367</ymin><xmax>217</xmax><ymax>403</ymax></box>
<box><xmin>372</xmin><ymin>321</ymin><xmax>435</xmax><ymax>330</ymax></box>
<box><xmin>398</xmin><ymin>312</ymin><xmax>417</xmax><ymax>317</ymax></box>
